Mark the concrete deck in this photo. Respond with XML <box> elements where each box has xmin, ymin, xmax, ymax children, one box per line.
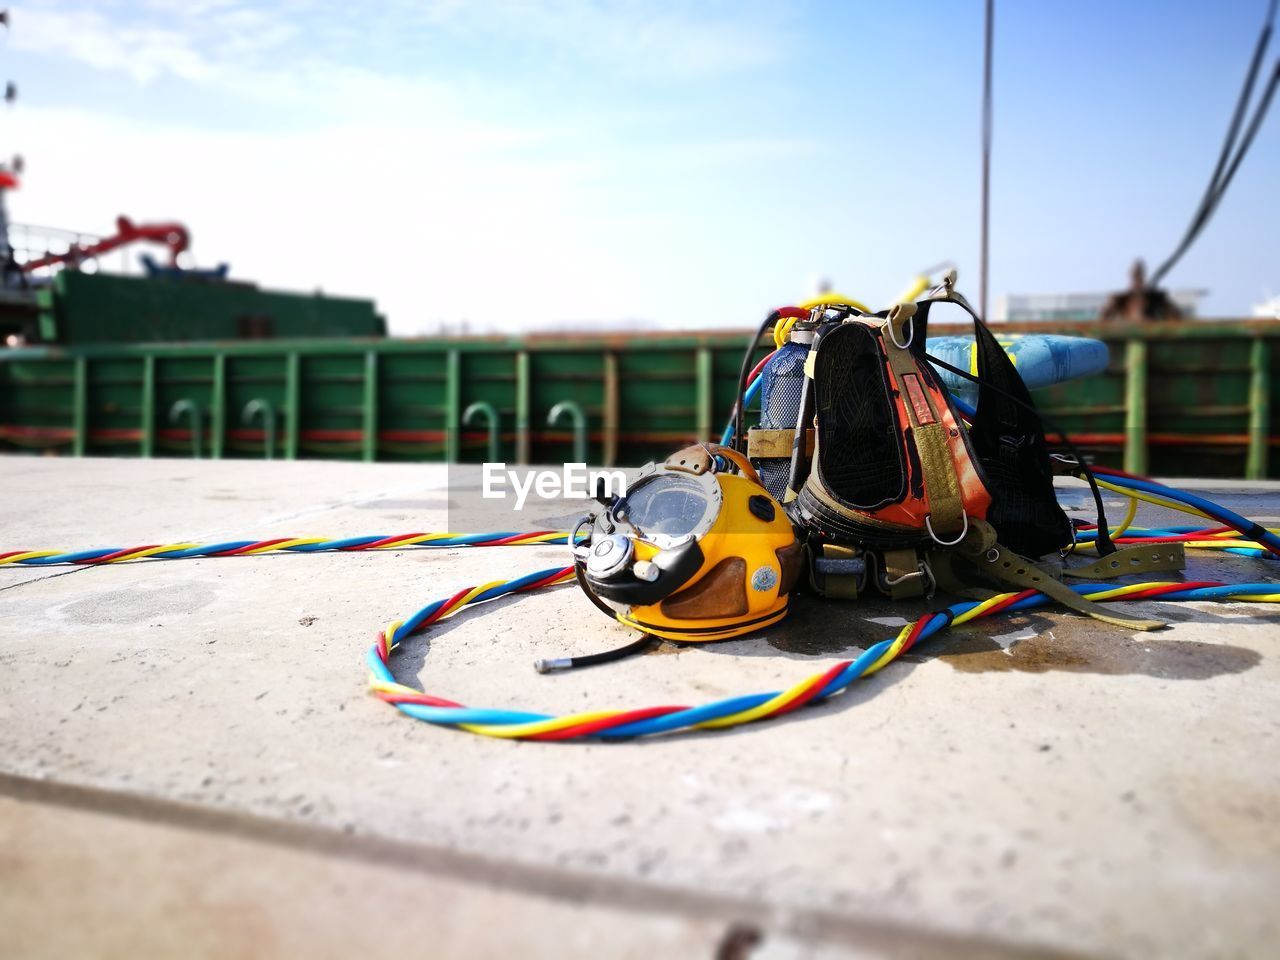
<box><xmin>2</xmin><ymin>457</ymin><xmax>1279</xmax><ymax>959</ymax></box>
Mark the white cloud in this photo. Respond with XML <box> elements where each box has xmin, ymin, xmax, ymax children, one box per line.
<box><xmin>4</xmin><ymin>1</ymin><xmax>813</xmax><ymax>333</ymax></box>
<box><xmin>13</xmin><ymin>0</ymin><xmax>788</xmax><ymax>89</ymax></box>
<box><xmin>8</xmin><ymin>103</ymin><xmax>669</xmax><ymax>333</ymax></box>
<box><xmin>14</xmin><ymin>7</ymin><xmax>214</xmax><ymax>84</ymax></box>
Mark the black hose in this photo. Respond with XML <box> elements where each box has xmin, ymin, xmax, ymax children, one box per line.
<box><xmin>729</xmin><ymin>310</ymin><xmax>781</xmax><ymax>454</ymax></box>
<box><xmin>534</xmin><ymin>635</ymin><xmax>656</xmax><ymax>673</ymax></box>
<box><xmin>573</xmin><ymin>559</ymin><xmax>617</xmax><ymax>617</ymax></box>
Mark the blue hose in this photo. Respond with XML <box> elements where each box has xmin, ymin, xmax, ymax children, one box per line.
<box><xmin>720</xmin><ymin>378</ymin><xmax>762</xmax><ymax>446</ymax></box>
<box><xmin>1101</xmin><ymin>473</ymin><xmax>1280</xmax><ymax>555</ymax></box>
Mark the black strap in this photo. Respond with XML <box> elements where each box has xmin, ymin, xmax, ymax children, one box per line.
<box><xmin>920</xmin><ymin>290</ymin><xmax>1074</xmax><ymax>559</ymax></box>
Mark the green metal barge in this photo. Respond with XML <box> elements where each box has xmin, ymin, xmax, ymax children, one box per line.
<box><xmin>2</xmin><ymin>312</ymin><xmax>1277</xmax><ymax>479</ymax></box>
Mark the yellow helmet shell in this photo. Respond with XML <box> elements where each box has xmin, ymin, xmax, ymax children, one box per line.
<box><xmin>578</xmin><ymin>458</ymin><xmax>801</xmax><ymax>642</ymax></box>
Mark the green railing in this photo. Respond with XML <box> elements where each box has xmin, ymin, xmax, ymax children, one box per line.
<box><xmin>2</xmin><ymin>319</ymin><xmax>1278</xmax><ymax>478</ymax></box>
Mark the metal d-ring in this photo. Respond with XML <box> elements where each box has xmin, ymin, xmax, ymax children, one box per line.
<box><xmin>924</xmin><ymin>512</ymin><xmax>968</xmax><ymax>547</ymax></box>
<box><xmin>886</xmin><ymin>313</ymin><xmax>914</xmax><ymax>349</ymax></box>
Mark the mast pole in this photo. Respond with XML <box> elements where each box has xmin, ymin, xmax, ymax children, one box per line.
<box><xmin>980</xmin><ymin>0</ymin><xmax>994</xmax><ymax>320</ymax></box>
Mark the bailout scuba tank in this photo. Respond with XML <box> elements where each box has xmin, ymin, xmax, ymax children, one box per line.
<box><xmin>755</xmin><ymin>336</ymin><xmax>809</xmax><ymax>503</ymax></box>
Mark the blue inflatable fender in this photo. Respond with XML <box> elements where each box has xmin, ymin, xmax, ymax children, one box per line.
<box><xmin>924</xmin><ymin>334</ymin><xmax>1109</xmax><ymax>402</ymax></box>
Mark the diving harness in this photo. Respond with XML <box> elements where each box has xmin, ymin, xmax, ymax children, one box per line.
<box><xmin>741</xmin><ymin>272</ymin><xmax>1187</xmax><ymax>631</ymax></box>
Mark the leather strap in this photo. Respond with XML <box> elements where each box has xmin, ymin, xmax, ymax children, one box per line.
<box><xmin>664</xmin><ymin>443</ymin><xmax>760</xmax><ymax>483</ymax></box>
<box><xmin>974</xmin><ymin>541</ymin><xmax>1166</xmax><ymax>631</ymax></box>
<box><xmin>664</xmin><ymin>444</ymin><xmax>714</xmax><ymax>474</ymax></box>
<box><xmin>927</xmin><ymin>551</ymin><xmax>994</xmax><ymax>600</ymax></box>
<box><xmin>1064</xmin><ymin>543</ymin><xmax>1186</xmax><ymax>580</ymax></box>
<box><xmin>748</xmin><ymin>427</ymin><xmax>813</xmax><ymax>459</ymax></box>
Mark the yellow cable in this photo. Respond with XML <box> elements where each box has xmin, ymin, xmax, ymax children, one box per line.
<box><xmin>1083</xmin><ymin>581</ymin><xmax>1177</xmax><ymax>602</ymax></box>
<box><xmin>0</xmin><ymin>550</ymin><xmax>62</xmax><ymax>565</ymax></box>
<box><xmin>242</xmin><ymin>537</ymin><xmax>328</xmax><ymax>555</ymax></box>
<box><xmin>1067</xmin><ymin>491</ymin><xmax>1139</xmax><ymax>556</ymax></box>
<box><xmin>773</xmin><ymin>315</ymin><xmax>798</xmax><ymax>348</ymax></box>
<box><xmin>104</xmin><ymin>543</ymin><xmax>202</xmax><ymax>563</ymax></box>
<box><xmin>382</xmin><ymin>619</ymin><xmax>406</xmax><ymax>648</ymax></box>
<box><xmin>862</xmin><ymin>624</ymin><xmax>916</xmax><ymax>675</ymax></box>
<box><xmin>1096</xmin><ymin>479</ymin><xmax>1213</xmax><ymax>521</ymax></box>
<box><xmin>1111</xmin><ymin>495</ymin><xmax>1139</xmax><ymax>539</ymax></box>
<box><xmin>1204</xmin><ymin>527</ymin><xmax>1280</xmax><ymax>539</ymax></box>
<box><xmin>371</xmin><ymin>565</ymin><xmax>1280</xmax><ymax>739</ymax></box>
<box><xmin>895</xmin><ymin>275</ymin><xmax>931</xmax><ymax>303</ymax></box>
<box><xmin>379</xmin><ymin>533</ymin><xmax>457</xmax><ymax>548</ymax></box>
<box><xmin>443</xmin><ymin>580</ymin><xmax>518</xmax><ymax>617</ymax></box>
<box><xmin>950</xmin><ymin>591</ymin><xmax>1018</xmax><ymax>626</ymax></box>
<box><xmin>696</xmin><ymin>666</ymin><xmax>831</xmax><ymax>729</ymax></box>
<box><xmin>462</xmin><ymin>710</ymin><xmax>623</xmax><ymax>739</ymax></box>
<box><xmin>369</xmin><ymin>680</ymin><xmax>424</xmax><ymax>698</ymax></box>
<box><xmin>516</xmin><ymin>532</ymin><xmax>575</xmax><ymax>544</ymax></box>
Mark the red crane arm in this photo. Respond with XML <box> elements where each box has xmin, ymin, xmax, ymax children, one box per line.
<box><xmin>20</xmin><ymin>216</ymin><xmax>190</xmax><ymax>272</ymax></box>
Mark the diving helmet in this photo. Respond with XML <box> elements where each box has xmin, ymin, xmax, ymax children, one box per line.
<box><xmin>573</xmin><ymin>444</ymin><xmax>802</xmax><ymax>642</ymax></box>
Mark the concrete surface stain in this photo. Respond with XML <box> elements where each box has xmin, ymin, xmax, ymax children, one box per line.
<box><xmin>765</xmin><ymin>599</ymin><xmax>899</xmax><ymax>656</ymax></box>
<box><xmin>748</xmin><ymin>594</ymin><xmax>1264</xmax><ymax>680</ymax></box>
<box><xmin>940</xmin><ymin>630</ymin><xmax>1260</xmax><ymax>679</ymax></box>
<box><xmin>1169</xmin><ymin>778</ymin><xmax>1280</xmax><ymax>859</ymax></box>
<box><xmin>60</xmin><ymin>583</ymin><xmax>217</xmax><ymax>625</ymax></box>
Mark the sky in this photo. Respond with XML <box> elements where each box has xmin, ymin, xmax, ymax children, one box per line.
<box><xmin>1</xmin><ymin>0</ymin><xmax>1277</xmax><ymax>333</ymax></box>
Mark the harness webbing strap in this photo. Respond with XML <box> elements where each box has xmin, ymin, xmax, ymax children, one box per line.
<box><xmin>974</xmin><ymin>541</ymin><xmax>1166</xmax><ymax>631</ymax></box>
<box><xmin>880</xmin><ymin>304</ymin><xmax>966</xmax><ymax>539</ymax></box>
<box><xmin>881</xmin><ymin>547</ymin><xmax>927</xmax><ymax>599</ymax></box>
<box><xmin>1063</xmin><ymin>543</ymin><xmax>1187</xmax><ymax>580</ymax></box>
<box><xmin>918</xmin><ymin>273</ymin><xmax>1073</xmax><ymax>559</ymax></box>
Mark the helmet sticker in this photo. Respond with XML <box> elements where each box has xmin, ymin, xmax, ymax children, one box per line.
<box><xmin>751</xmin><ymin>566</ymin><xmax>778</xmax><ymax>592</ymax></box>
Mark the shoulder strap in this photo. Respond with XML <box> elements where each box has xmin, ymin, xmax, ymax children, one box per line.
<box><xmin>878</xmin><ymin>302</ymin><xmax>966</xmax><ymax>540</ymax></box>
<box><xmin>921</xmin><ymin>273</ymin><xmax>1072</xmax><ymax>558</ymax></box>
